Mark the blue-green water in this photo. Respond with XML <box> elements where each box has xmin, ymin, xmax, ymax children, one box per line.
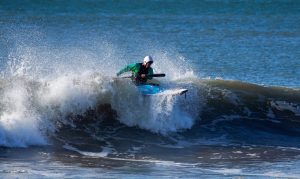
<box><xmin>1</xmin><ymin>0</ymin><xmax>300</xmax><ymax>178</ymax></box>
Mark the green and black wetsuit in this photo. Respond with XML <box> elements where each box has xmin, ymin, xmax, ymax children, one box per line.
<box><xmin>117</xmin><ymin>63</ymin><xmax>154</xmax><ymax>83</ymax></box>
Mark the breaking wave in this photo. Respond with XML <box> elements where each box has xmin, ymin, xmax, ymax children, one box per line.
<box><xmin>0</xmin><ymin>72</ymin><xmax>299</xmax><ymax>148</ymax></box>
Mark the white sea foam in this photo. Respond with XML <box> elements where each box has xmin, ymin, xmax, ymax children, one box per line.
<box><xmin>271</xmin><ymin>101</ymin><xmax>300</xmax><ymax>116</ymax></box>
<box><xmin>63</xmin><ymin>144</ymin><xmax>113</xmax><ymax>157</ymax></box>
<box><xmin>111</xmin><ymin>81</ymin><xmax>202</xmax><ymax>134</ymax></box>
<box><xmin>0</xmin><ymin>81</ymin><xmax>47</xmax><ymax>147</ymax></box>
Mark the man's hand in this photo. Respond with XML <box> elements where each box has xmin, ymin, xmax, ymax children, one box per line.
<box><xmin>140</xmin><ymin>74</ymin><xmax>146</xmax><ymax>78</ymax></box>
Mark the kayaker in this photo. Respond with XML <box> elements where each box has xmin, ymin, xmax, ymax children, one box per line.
<box><xmin>116</xmin><ymin>56</ymin><xmax>154</xmax><ymax>84</ymax></box>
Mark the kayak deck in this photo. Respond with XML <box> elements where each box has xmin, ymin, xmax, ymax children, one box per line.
<box><xmin>137</xmin><ymin>84</ymin><xmax>188</xmax><ymax>96</ymax></box>
<box><xmin>137</xmin><ymin>84</ymin><xmax>161</xmax><ymax>95</ymax></box>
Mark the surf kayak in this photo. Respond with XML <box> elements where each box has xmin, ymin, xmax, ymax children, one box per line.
<box><xmin>137</xmin><ymin>84</ymin><xmax>188</xmax><ymax>96</ymax></box>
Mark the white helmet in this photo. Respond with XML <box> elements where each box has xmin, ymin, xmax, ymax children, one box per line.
<box><xmin>143</xmin><ymin>56</ymin><xmax>153</xmax><ymax>64</ymax></box>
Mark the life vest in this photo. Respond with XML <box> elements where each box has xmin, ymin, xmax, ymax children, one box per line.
<box><xmin>135</xmin><ymin>63</ymin><xmax>149</xmax><ymax>83</ymax></box>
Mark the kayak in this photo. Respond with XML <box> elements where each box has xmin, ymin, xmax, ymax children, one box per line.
<box><xmin>116</xmin><ymin>73</ymin><xmax>188</xmax><ymax>96</ymax></box>
<box><xmin>137</xmin><ymin>84</ymin><xmax>188</xmax><ymax>96</ymax></box>
<box><xmin>137</xmin><ymin>84</ymin><xmax>161</xmax><ymax>95</ymax></box>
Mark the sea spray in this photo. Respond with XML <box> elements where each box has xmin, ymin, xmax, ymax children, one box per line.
<box><xmin>0</xmin><ymin>79</ymin><xmax>46</xmax><ymax>147</ymax></box>
<box><xmin>0</xmin><ymin>73</ymin><xmax>113</xmax><ymax>147</ymax></box>
<box><xmin>0</xmin><ymin>28</ymin><xmax>204</xmax><ymax>146</ymax></box>
<box><xmin>36</xmin><ymin>73</ymin><xmax>114</xmax><ymax>127</ymax></box>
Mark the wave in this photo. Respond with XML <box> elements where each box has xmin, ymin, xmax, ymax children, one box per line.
<box><xmin>201</xmin><ymin>79</ymin><xmax>300</xmax><ymax>122</ymax></box>
<box><xmin>0</xmin><ymin>72</ymin><xmax>200</xmax><ymax>147</ymax></box>
<box><xmin>195</xmin><ymin>79</ymin><xmax>300</xmax><ymax>147</ymax></box>
<box><xmin>0</xmin><ymin>73</ymin><xmax>299</xmax><ymax>148</ymax></box>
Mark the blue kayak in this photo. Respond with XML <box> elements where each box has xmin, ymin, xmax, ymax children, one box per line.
<box><xmin>137</xmin><ymin>84</ymin><xmax>188</xmax><ymax>96</ymax></box>
<box><xmin>137</xmin><ymin>84</ymin><xmax>161</xmax><ymax>95</ymax></box>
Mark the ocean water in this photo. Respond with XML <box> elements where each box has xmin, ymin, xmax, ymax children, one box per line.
<box><xmin>0</xmin><ymin>0</ymin><xmax>300</xmax><ymax>178</ymax></box>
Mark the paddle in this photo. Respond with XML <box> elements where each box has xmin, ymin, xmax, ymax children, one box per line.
<box><xmin>121</xmin><ymin>73</ymin><xmax>166</xmax><ymax>78</ymax></box>
<box><xmin>148</xmin><ymin>73</ymin><xmax>165</xmax><ymax>77</ymax></box>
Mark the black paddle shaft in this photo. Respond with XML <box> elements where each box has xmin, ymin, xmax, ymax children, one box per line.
<box><xmin>147</xmin><ymin>74</ymin><xmax>165</xmax><ymax>77</ymax></box>
<box><xmin>121</xmin><ymin>73</ymin><xmax>165</xmax><ymax>78</ymax></box>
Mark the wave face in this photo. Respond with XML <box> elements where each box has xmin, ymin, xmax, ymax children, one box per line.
<box><xmin>202</xmin><ymin>79</ymin><xmax>300</xmax><ymax>123</ymax></box>
<box><xmin>197</xmin><ymin>79</ymin><xmax>300</xmax><ymax>147</ymax></box>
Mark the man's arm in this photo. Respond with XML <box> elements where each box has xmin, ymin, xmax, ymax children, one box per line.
<box><xmin>116</xmin><ymin>63</ymin><xmax>136</xmax><ymax>76</ymax></box>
